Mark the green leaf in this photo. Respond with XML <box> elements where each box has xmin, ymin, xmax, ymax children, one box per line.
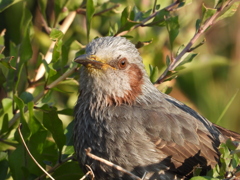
<box><xmin>201</xmin><ymin>4</ymin><xmax>217</xmax><ymax>24</ymax></box>
<box><xmin>118</xmin><ymin>6</ymin><xmax>139</xmax><ymax>33</ymax></box>
<box><xmin>8</xmin><ymin>145</ymin><xmax>26</xmax><ymax>180</ymax></box>
<box><xmin>166</xmin><ymin>55</ymin><xmax>171</xmax><ymax>67</ymax></box>
<box><xmin>57</xmin><ymin>108</ymin><xmax>74</xmax><ymax>116</ymax></box>
<box><xmin>52</xmin><ymin>161</ymin><xmax>84</xmax><ymax>180</ymax></box>
<box><xmin>147</xmin><ymin>9</ymin><xmax>169</xmax><ymax>26</ymax></box>
<box><xmin>166</xmin><ymin>16</ymin><xmax>179</xmax><ymax>49</ymax></box>
<box><xmin>13</xmin><ymin>95</ymin><xmax>30</xmax><ymax>140</ymax></box>
<box><xmin>65</xmin><ymin>120</ymin><xmax>74</xmax><ymax>146</ymax></box>
<box><xmin>52</xmin><ymin>39</ymin><xmax>63</xmax><ymax>63</ymax></box>
<box><xmin>19</xmin><ymin>6</ymin><xmax>33</xmax><ymax>63</ymax></box>
<box><xmin>86</xmin><ymin>0</ymin><xmax>95</xmax><ymax>41</ymax></box>
<box><xmin>176</xmin><ymin>44</ymin><xmax>185</xmax><ymax>56</ymax></box>
<box><xmin>54</xmin><ymin>0</ymin><xmax>68</xmax><ymax>26</ymax></box>
<box><xmin>0</xmin><ymin>155</ymin><xmax>8</xmax><ymax>180</ymax></box>
<box><xmin>42</xmin><ymin>106</ymin><xmax>66</xmax><ymax>152</ymax></box>
<box><xmin>179</xmin><ymin>53</ymin><xmax>198</xmax><ymax>66</ymax></box>
<box><xmin>50</xmin><ymin>28</ymin><xmax>64</xmax><ymax>41</ymax></box>
<box><xmin>19</xmin><ymin>92</ymin><xmax>33</xmax><ymax>104</ymax></box>
<box><xmin>0</xmin><ymin>56</ymin><xmax>16</xmax><ymax>70</ymax></box>
<box><xmin>0</xmin><ymin>0</ymin><xmax>23</xmax><ymax>12</ymax></box>
<box><xmin>42</xmin><ymin>60</ymin><xmax>57</xmax><ymax>78</ymax></box>
<box><xmin>149</xmin><ymin>64</ymin><xmax>159</xmax><ymax>83</ymax></box>
<box><xmin>217</xmin><ymin>1</ymin><xmax>240</xmax><ymax>21</ymax></box>
<box><xmin>0</xmin><ymin>114</ymin><xmax>9</xmax><ymax>135</ymax></box>
<box><xmin>164</xmin><ymin>71</ymin><xmax>178</xmax><ymax>82</ymax></box>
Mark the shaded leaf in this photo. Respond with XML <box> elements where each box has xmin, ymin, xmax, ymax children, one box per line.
<box><xmin>65</xmin><ymin>120</ymin><xmax>74</xmax><ymax>146</ymax></box>
<box><xmin>0</xmin><ymin>0</ymin><xmax>23</xmax><ymax>12</ymax></box>
<box><xmin>42</xmin><ymin>106</ymin><xmax>66</xmax><ymax>152</ymax></box>
<box><xmin>0</xmin><ymin>114</ymin><xmax>9</xmax><ymax>135</ymax></box>
<box><xmin>19</xmin><ymin>6</ymin><xmax>33</xmax><ymax>63</ymax></box>
<box><xmin>8</xmin><ymin>145</ymin><xmax>26</xmax><ymax>180</ymax></box>
<box><xmin>19</xmin><ymin>92</ymin><xmax>33</xmax><ymax>104</ymax></box>
<box><xmin>52</xmin><ymin>161</ymin><xmax>84</xmax><ymax>180</ymax></box>
<box><xmin>0</xmin><ymin>56</ymin><xmax>16</xmax><ymax>70</ymax></box>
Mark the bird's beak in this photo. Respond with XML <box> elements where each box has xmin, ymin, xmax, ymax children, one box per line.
<box><xmin>74</xmin><ymin>54</ymin><xmax>106</xmax><ymax>70</ymax></box>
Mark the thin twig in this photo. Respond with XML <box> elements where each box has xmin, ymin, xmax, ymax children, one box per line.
<box><xmin>80</xmin><ymin>165</ymin><xmax>95</xmax><ymax>180</ymax></box>
<box><xmin>85</xmin><ymin>148</ymin><xmax>142</xmax><ymax>180</ymax></box>
<box><xmin>154</xmin><ymin>0</ymin><xmax>235</xmax><ymax>85</ymax></box>
<box><xmin>35</xmin><ymin>155</ymin><xmax>74</xmax><ymax>180</ymax></box>
<box><xmin>80</xmin><ymin>171</ymin><xmax>92</xmax><ymax>180</ymax></box>
<box><xmin>77</xmin><ymin>3</ymin><xmax>120</xmax><ymax>16</ymax></box>
<box><xmin>94</xmin><ymin>3</ymin><xmax>120</xmax><ymax>16</ymax></box>
<box><xmin>115</xmin><ymin>0</ymin><xmax>180</xmax><ymax>37</ymax></box>
<box><xmin>18</xmin><ymin>124</ymin><xmax>55</xmax><ymax>180</ymax></box>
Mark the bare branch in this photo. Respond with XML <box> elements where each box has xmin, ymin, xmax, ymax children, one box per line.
<box><xmin>33</xmin><ymin>11</ymin><xmax>77</xmax><ymax>83</ymax></box>
<box><xmin>115</xmin><ymin>0</ymin><xmax>180</xmax><ymax>37</ymax></box>
<box><xmin>94</xmin><ymin>3</ymin><xmax>120</xmax><ymax>16</ymax></box>
<box><xmin>35</xmin><ymin>155</ymin><xmax>74</xmax><ymax>180</ymax></box>
<box><xmin>154</xmin><ymin>0</ymin><xmax>236</xmax><ymax>85</ymax></box>
<box><xmin>85</xmin><ymin>148</ymin><xmax>142</xmax><ymax>180</ymax></box>
<box><xmin>18</xmin><ymin>124</ymin><xmax>55</xmax><ymax>180</ymax></box>
<box><xmin>80</xmin><ymin>165</ymin><xmax>95</xmax><ymax>180</ymax></box>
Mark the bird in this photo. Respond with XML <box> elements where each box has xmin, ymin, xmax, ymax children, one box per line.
<box><xmin>73</xmin><ymin>36</ymin><xmax>240</xmax><ymax>180</ymax></box>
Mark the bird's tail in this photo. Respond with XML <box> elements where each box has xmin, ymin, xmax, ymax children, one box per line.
<box><xmin>214</xmin><ymin>124</ymin><xmax>240</xmax><ymax>142</ymax></box>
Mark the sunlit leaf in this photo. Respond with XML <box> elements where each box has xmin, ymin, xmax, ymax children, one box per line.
<box><xmin>217</xmin><ymin>1</ymin><xmax>240</xmax><ymax>21</ymax></box>
<box><xmin>201</xmin><ymin>4</ymin><xmax>217</xmax><ymax>24</ymax></box>
<box><xmin>50</xmin><ymin>28</ymin><xmax>64</xmax><ymax>41</ymax></box>
<box><xmin>166</xmin><ymin>16</ymin><xmax>179</xmax><ymax>49</ymax></box>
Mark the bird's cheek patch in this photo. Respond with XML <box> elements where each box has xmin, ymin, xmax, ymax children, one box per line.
<box><xmin>128</xmin><ymin>64</ymin><xmax>144</xmax><ymax>96</ymax></box>
<box><xmin>105</xmin><ymin>65</ymin><xmax>143</xmax><ymax>106</ymax></box>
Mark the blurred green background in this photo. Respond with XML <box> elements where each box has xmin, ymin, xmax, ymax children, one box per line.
<box><xmin>0</xmin><ymin>0</ymin><xmax>240</xmax><ymax>179</ymax></box>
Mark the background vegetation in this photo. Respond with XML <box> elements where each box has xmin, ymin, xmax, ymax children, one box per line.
<box><xmin>0</xmin><ymin>0</ymin><xmax>240</xmax><ymax>179</ymax></box>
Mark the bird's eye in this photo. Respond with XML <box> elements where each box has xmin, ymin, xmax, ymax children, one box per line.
<box><xmin>118</xmin><ymin>58</ymin><xmax>128</xmax><ymax>69</ymax></box>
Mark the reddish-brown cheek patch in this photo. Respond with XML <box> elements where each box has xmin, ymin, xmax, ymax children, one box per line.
<box><xmin>106</xmin><ymin>64</ymin><xmax>143</xmax><ymax>106</ymax></box>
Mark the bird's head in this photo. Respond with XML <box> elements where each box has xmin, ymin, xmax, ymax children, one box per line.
<box><xmin>75</xmin><ymin>36</ymin><xmax>156</xmax><ymax>106</ymax></box>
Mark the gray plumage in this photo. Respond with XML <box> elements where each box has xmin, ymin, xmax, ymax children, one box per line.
<box><xmin>74</xmin><ymin>36</ymin><xmax>239</xmax><ymax>180</ymax></box>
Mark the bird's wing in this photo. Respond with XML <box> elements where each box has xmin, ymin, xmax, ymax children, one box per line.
<box><xmin>137</xmin><ymin>95</ymin><xmax>222</xmax><ymax>176</ymax></box>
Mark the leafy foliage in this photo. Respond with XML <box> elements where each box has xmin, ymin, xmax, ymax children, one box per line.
<box><xmin>0</xmin><ymin>0</ymin><xmax>239</xmax><ymax>179</ymax></box>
